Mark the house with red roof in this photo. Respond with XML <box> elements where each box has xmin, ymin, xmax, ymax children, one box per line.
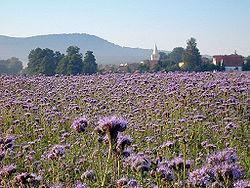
<box><xmin>213</xmin><ymin>53</ymin><xmax>244</xmax><ymax>71</ymax></box>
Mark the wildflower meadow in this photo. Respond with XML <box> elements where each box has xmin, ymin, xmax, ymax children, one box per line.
<box><xmin>0</xmin><ymin>72</ymin><xmax>249</xmax><ymax>187</ymax></box>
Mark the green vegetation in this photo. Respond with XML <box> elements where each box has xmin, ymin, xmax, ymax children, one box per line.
<box><xmin>242</xmin><ymin>56</ymin><xmax>250</xmax><ymax>71</ymax></box>
<box><xmin>26</xmin><ymin>46</ymin><xmax>97</xmax><ymax>76</ymax></box>
<box><xmin>0</xmin><ymin>57</ymin><xmax>23</xmax><ymax>75</ymax></box>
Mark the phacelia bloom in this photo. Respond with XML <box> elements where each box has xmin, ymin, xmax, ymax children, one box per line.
<box><xmin>71</xmin><ymin>116</ymin><xmax>88</xmax><ymax>133</ymax></box>
<box><xmin>116</xmin><ymin>135</ymin><xmax>133</xmax><ymax>154</ymax></box>
<box><xmin>206</xmin><ymin>148</ymin><xmax>238</xmax><ymax>166</ymax></box>
<box><xmin>127</xmin><ymin>179</ymin><xmax>138</xmax><ymax>188</ymax></box>
<box><xmin>15</xmin><ymin>172</ymin><xmax>42</xmax><ymax>184</ymax></box>
<box><xmin>156</xmin><ymin>162</ymin><xmax>174</xmax><ymax>181</ymax></box>
<box><xmin>125</xmin><ymin>153</ymin><xmax>151</xmax><ymax>173</ymax></box>
<box><xmin>117</xmin><ymin>177</ymin><xmax>128</xmax><ymax>187</ymax></box>
<box><xmin>170</xmin><ymin>156</ymin><xmax>193</xmax><ymax>170</ymax></box>
<box><xmin>187</xmin><ymin>166</ymin><xmax>214</xmax><ymax>187</ymax></box>
<box><xmin>95</xmin><ymin>116</ymin><xmax>128</xmax><ymax>142</ymax></box>
<box><xmin>3</xmin><ymin>135</ymin><xmax>15</xmax><ymax>150</ymax></box>
<box><xmin>233</xmin><ymin>180</ymin><xmax>250</xmax><ymax>188</ymax></box>
<box><xmin>47</xmin><ymin>145</ymin><xmax>66</xmax><ymax>159</ymax></box>
<box><xmin>212</xmin><ymin>163</ymin><xmax>243</xmax><ymax>181</ymax></box>
<box><xmin>75</xmin><ymin>181</ymin><xmax>88</xmax><ymax>188</ymax></box>
<box><xmin>82</xmin><ymin>170</ymin><xmax>95</xmax><ymax>181</ymax></box>
<box><xmin>0</xmin><ymin>164</ymin><xmax>17</xmax><ymax>179</ymax></box>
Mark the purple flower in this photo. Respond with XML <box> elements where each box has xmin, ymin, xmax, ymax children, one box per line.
<box><xmin>212</xmin><ymin>163</ymin><xmax>243</xmax><ymax>181</ymax></box>
<box><xmin>206</xmin><ymin>148</ymin><xmax>238</xmax><ymax>166</ymax></box>
<box><xmin>116</xmin><ymin>177</ymin><xmax>128</xmax><ymax>187</ymax></box>
<box><xmin>170</xmin><ymin>156</ymin><xmax>193</xmax><ymax>170</ymax></box>
<box><xmin>82</xmin><ymin>170</ymin><xmax>95</xmax><ymax>181</ymax></box>
<box><xmin>125</xmin><ymin>153</ymin><xmax>151</xmax><ymax>173</ymax></box>
<box><xmin>116</xmin><ymin>135</ymin><xmax>133</xmax><ymax>154</ymax></box>
<box><xmin>95</xmin><ymin>116</ymin><xmax>128</xmax><ymax>142</ymax></box>
<box><xmin>75</xmin><ymin>181</ymin><xmax>88</xmax><ymax>188</ymax></box>
<box><xmin>71</xmin><ymin>116</ymin><xmax>88</xmax><ymax>133</ymax></box>
<box><xmin>47</xmin><ymin>145</ymin><xmax>66</xmax><ymax>160</ymax></box>
<box><xmin>156</xmin><ymin>161</ymin><xmax>174</xmax><ymax>181</ymax></box>
<box><xmin>127</xmin><ymin>179</ymin><xmax>138</xmax><ymax>188</ymax></box>
<box><xmin>15</xmin><ymin>172</ymin><xmax>42</xmax><ymax>184</ymax></box>
<box><xmin>234</xmin><ymin>180</ymin><xmax>250</xmax><ymax>188</ymax></box>
<box><xmin>188</xmin><ymin>166</ymin><xmax>213</xmax><ymax>187</ymax></box>
<box><xmin>0</xmin><ymin>164</ymin><xmax>17</xmax><ymax>179</ymax></box>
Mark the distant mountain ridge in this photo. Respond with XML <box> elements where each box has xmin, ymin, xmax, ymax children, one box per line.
<box><xmin>0</xmin><ymin>33</ymin><xmax>158</xmax><ymax>66</ymax></box>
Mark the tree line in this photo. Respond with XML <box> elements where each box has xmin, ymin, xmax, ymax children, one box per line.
<box><xmin>1</xmin><ymin>38</ymin><xmax>250</xmax><ymax>75</ymax></box>
<box><xmin>25</xmin><ymin>46</ymin><xmax>98</xmax><ymax>76</ymax></box>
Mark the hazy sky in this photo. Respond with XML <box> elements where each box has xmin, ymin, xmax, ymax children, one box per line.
<box><xmin>1</xmin><ymin>0</ymin><xmax>250</xmax><ymax>55</ymax></box>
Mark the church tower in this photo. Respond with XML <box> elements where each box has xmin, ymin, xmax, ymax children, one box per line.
<box><xmin>150</xmin><ymin>44</ymin><xmax>160</xmax><ymax>61</ymax></box>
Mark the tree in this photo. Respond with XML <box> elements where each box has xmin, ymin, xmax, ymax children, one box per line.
<box><xmin>183</xmin><ymin>38</ymin><xmax>202</xmax><ymax>71</ymax></box>
<box><xmin>56</xmin><ymin>46</ymin><xmax>83</xmax><ymax>75</ymax></box>
<box><xmin>0</xmin><ymin>57</ymin><xmax>23</xmax><ymax>75</ymax></box>
<box><xmin>82</xmin><ymin>51</ymin><xmax>98</xmax><ymax>74</ymax></box>
<box><xmin>27</xmin><ymin>48</ymin><xmax>62</xmax><ymax>75</ymax></box>
<box><xmin>168</xmin><ymin>47</ymin><xmax>185</xmax><ymax>63</ymax></box>
<box><xmin>138</xmin><ymin>63</ymin><xmax>150</xmax><ymax>73</ymax></box>
<box><xmin>242</xmin><ymin>56</ymin><xmax>250</xmax><ymax>71</ymax></box>
<box><xmin>159</xmin><ymin>52</ymin><xmax>169</xmax><ymax>62</ymax></box>
<box><xmin>156</xmin><ymin>60</ymin><xmax>180</xmax><ymax>72</ymax></box>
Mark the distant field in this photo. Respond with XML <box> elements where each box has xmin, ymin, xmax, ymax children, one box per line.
<box><xmin>0</xmin><ymin>72</ymin><xmax>249</xmax><ymax>187</ymax></box>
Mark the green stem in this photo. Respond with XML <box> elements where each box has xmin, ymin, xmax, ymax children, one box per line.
<box><xmin>101</xmin><ymin>132</ymin><xmax>112</xmax><ymax>187</ymax></box>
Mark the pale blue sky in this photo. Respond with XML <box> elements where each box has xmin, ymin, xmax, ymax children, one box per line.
<box><xmin>1</xmin><ymin>0</ymin><xmax>250</xmax><ymax>55</ymax></box>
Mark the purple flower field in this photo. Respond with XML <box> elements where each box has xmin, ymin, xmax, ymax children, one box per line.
<box><xmin>0</xmin><ymin>72</ymin><xmax>249</xmax><ymax>187</ymax></box>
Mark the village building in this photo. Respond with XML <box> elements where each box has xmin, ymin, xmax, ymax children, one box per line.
<box><xmin>140</xmin><ymin>44</ymin><xmax>160</xmax><ymax>68</ymax></box>
<box><xmin>213</xmin><ymin>53</ymin><xmax>244</xmax><ymax>71</ymax></box>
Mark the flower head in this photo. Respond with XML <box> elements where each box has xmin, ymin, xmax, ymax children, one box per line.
<box><xmin>71</xmin><ymin>116</ymin><xmax>88</xmax><ymax>133</ymax></box>
<box><xmin>95</xmin><ymin>116</ymin><xmax>128</xmax><ymax>142</ymax></box>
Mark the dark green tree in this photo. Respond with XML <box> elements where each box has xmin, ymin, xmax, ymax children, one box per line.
<box><xmin>183</xmin><ymin>38</ymin><xmax>202</xmax><ymax>71</ymax></box>
<box><xmin>82</xmin><ymin>51</ymin><xmax>98</xmax><ymax>74</ymax></box>
<box><xmin>168</xmin><ymin>47</ymin><xmax>185</xmax><ymax>63</ymax></box>
<box><xmin>56</xmin><ymin>46</ymin><xmax>83</xmax><ymax>75</ymax></box>
<box><xmin>156</xmin><ymin>60</ymin><xmax>180</xmax><ymax>72</ymax></box>
<box><xmin>159</xmin><ymin>52</ymin><xmax>169</xmax><ymax>62</ymax></box>
<box><xmin>27</xmin><ymin>48</ymin><xmax>62</xmax><ymax>75</ymax></box>
<box><xmin>242</xmin><ymin>56</ymin><xmax>250</xmax><ymax>71</ymax></box>
<box><xmin>138</xmin><ymin>63</ymin><xmax>150</xmax><ymax>73</ymax></box>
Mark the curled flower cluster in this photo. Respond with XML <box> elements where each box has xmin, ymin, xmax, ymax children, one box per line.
<box><xmin>233</xmin><ymin>180</ymin><xmax>250</xmax><ymax>188</ymax></box>
<box><xmin>95</xmin><ymin>116</ymin><xmax>127</xmax><ymax>142</ymax></box>
<box><xmin>0</xmin><ymin>164</ymin><xmax>17</xmax><ymax>179</ymax></box>
<box><xmin>155</xmin><ymin>161</ymin><xmax>175</xmax><ymax>181</ymax></box>
<box><xmin>117</xmin><ymin>178</ymin><xmax>138</xmax><ymax>188</ymax></box>
<box><xmin>14</xmin><ymin>172</ymin><xmax>42</xmax><ymax>184</ymax></box>
<box><xmin>47</xmin><ymin>145</ymin><xmax>66</xmax><ymax>159</ymax></box>
<box><xmin>188</xmin><ymin>148</ymin><xmax>244</xmax><ymax>187</ymax></box>
<box><xmin>71</xmin><ymin>116</ymin><xmax>88</xmax><ymax>133</ymax></box>
<box><xmin>75</xmin><ymin>181</ymin><xmax>88</xmax><ymax>188</ymax></box>
<box><xmin>0</xmin><ymin>135</ymin><xmax>15</xmax><ymax>151</ymax></box>
<box><xmin>170</xmin><ymin>156</ymin><xmax>193</xmax><ymax>170</ymax></box>
<box><xmin>116</xmin><ymin>135</ymin><xmax>133</xmax><ymax>155</ymax></box>
<box><xmin>206</xmin><ymin>148</ymin><xmax>238</xmax><ymax>166</ymax></box>
<box><xmin>124</xmin><ymin>153</ymin><xmax>151</xmax><ymax>173</ymax></box>
<box><xmin>82</xmin><ymin>170</ymin><xmax>96</xmax><ymax>181</ymax></box>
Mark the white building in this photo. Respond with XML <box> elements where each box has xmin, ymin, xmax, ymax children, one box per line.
<box><xmin>150</xmin><ymin>44</ymin><xmax>160</xmax><ymax>61</ymax></box>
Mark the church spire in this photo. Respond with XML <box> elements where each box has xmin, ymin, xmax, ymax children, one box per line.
<box><xmin>153</xmin><ymin>44</ymin><xmax>158</xmax><ymax>55</ymax></box>
<box><xmin>151</xmin><ymin>44</ymin><xmax>160</xmax><ymax>61</ymax></box>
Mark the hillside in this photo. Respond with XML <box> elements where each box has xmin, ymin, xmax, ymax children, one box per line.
<box><xmin>0</xmin><ymin>33</ymin><xmax>155</xmax><ymax>66</ymax></box>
